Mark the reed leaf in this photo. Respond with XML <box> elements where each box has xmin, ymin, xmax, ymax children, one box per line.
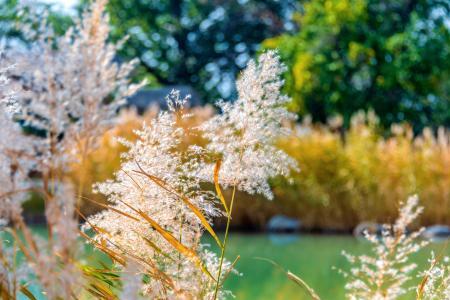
<box><xmin>78</xmin><ymin>209</ymin><xmax>177</xmax><ymax>290</ymax></box>
<box><xmin>79</xmin><ymin>230</ymin><xmax>127</xmax><ymax>266</ymax></box>
<box><xmin>0</xmin><ymin>287</ymin><xmax>11</xmax><ymax>300</ymax></box>
<box><xmin>81</xmin><ymin>196</ymin><xmax>140</xmax><ymax>222</ymax></box>
<box><xmin>286</xmin><ymin>271</ymin><xmax>321</xmax><ymax>300</ymax></box>
<box><xmin>133</xmin><ymin>162</ymin><xmax>223</xmax><ymax>248</ymax></box>
<box><xmin>219</xmin><ymin>255</ymin><xmax>240</xmax><ymax>288</ymax></box>
<box><xmin>19</xmin><ymin>285</ymin><xmax>38</xmax><ymax>300</ymax></box>
<box><xmin>141</xmin><ymin>235</ymin><xmax>176</xmax><ymax>262</ymax></box>
<box><xmin>255</xmin><ymin>257</ymin><xmax>321</xmax><ymax>300</ymax></box>
<box><xmin>90</xmin><ymin>282</ymin><xmax>117</xmax><ymax>300</ymax></box>
<box><xmin>134</xmin><ymin>208</ymin><xmax>215</xmax><ymax>281</ymax></box>
<box><xmin>8</xmin><ymin>229</ymin><xmax>34</xmax><ymax>262</ymax></box>
<box><xmin>214</xmin><ymin>160</ymin><xmax>229</xmax><ymax>214</ymax></box>
<box><xmin>82</xmin><ymin>266</ymin><xmax>120</xmax><ymax>287</ymax></box>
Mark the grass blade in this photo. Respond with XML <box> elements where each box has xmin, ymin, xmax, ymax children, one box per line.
<box><xmin>255</xmin><ymin>257</ymin><xmax>321</xmax><ymax>300</ymax></box>
<box><xmin>133</xmin><ymin>162</ymin><xmax>223</xmax><ymax>248</ymax></box>
<box><xmin>81</xmin><ymin>196</ymin><xmax>140</xmax><ymax>222</ymax></box>
<box><xmin>135</xmin><ymin>208</ymin><xmax>216</xmax><ymax>281</ymax></box>
<box><xmin>78</xmin><ymin>208</ymin><xmax>177</xmax><ymax>290</ymax></box>
<box><xmin>96</xmin><ymin>192</ymin><xmax>215</xmax><ymax>282</ymax></box>
<box><xmin>141</xmin><ymin>235</ymin><xmax>175</xmax><ymax>262</ymax></box>
<box><xmin>219</xmin><ymin>255</ymin><xmax>240</xmax><ymax>288</ymax></box>
<box><xmin>214</xmin><ymin>160</ymin><xmax>229</xmax><ymax>214</ymax></box>
<box><xmin>20</xmin><ymin>285</ymin><xmax>37</xmax><ymax>300</ymax></box>
<box><xmin>286</xmin><ymin>271</ymin><xmax>321</xmax><ymax>300</ymax></box>
<box><xmin>78</xmin><ymin>230</ymin><xmax>127</xmax><ymax>266</ymax></box>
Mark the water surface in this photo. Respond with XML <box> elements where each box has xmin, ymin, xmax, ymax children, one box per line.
<box><xmin>207</xmin><ymin>234</ymin><xmax>449</xmax><ymax>299</ymax></box>
<box><xmin>9</xmin><ymin>229</ymin><xmax>450</xmax><ymax>299</ymax></box>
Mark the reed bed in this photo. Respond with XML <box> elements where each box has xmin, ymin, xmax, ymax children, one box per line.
<box><xmin>72</xmin><ymin>109</ymin><xmax>450</xmax><ymax>231</ymax></box>
<box><xmin>276</xmin><ymin>112</ymin><xmax>450</xmax><ymax>230</ymax></box>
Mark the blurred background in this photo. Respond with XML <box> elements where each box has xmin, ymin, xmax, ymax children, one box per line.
<box><xmin>1</xmin><ymin>0</ymin><xmax>450</xmax><ymax>298</ymax></box>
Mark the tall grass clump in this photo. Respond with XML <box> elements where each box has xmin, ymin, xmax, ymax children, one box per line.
<box><xmin>83</xmin><ymin>51</ymin><xmax>297</xmax><ymax>298</ymax></box>
<box><xmin>75</xmin><ymin>108</ymin><xmax>450</xmax><ymax>231</ymax></box>
<box><xmin>5</xmin><ymin>0</ymin><xmax>144</xmax><ymax>209</ymax></box>
<box><xmin>340</xmin><ymin>195</ymin><xmax>428</xmax><ymax>299</ymax></box>
<box><xmin>83</xmin><ymin>90</ymin><xmax>232</xmax><ymax>298</ymax></box>
<box><xmin>0</xmin><ymin>0</ymin><xmax>143</xmax><ymax>298</ymax></box>
<box><xmin>199</xmin><ymin>51</ymin><xmax>297</xmax><ymax>298</ymax></box>
<box><xmin>275</xmin><ymin>112</ymin><xmax>450</xmax><ymax>230</ymax></box>
<box><xmin>282</xmin><ymin>195</ymin><xmax>450</xmax><ymax>300</ymax></box>
<box><xmin>67</xmin><ymin>105</ymin><xmax>214</xmax><ymax>215</ymax></box>
<box><xmin>0</xmin><ymin>1</ymin><xmax>298</xmax><ymax>296</ymax></box>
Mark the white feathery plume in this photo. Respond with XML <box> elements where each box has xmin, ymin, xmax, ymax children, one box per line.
<box><xmin>0</xmin><ymin>241</ymin><xmax>33</xmax><ymax>297</ymax></box>
<box><xmin>86</xmin><ymin>90</ymin><xmax>230</xmax><ymax>298</ymax></box>
<box><xmin>120</xmin><ymin>261</ymin><xmax>143</xmax><ymax>300</ymax></box>
<box><xmin>32</xmin><ymin>182</ymin><xmax>82</xmax><ymax>299</ymax></box>
<box><xmin>0</xmin><ymin>56</ymin><xmax>33</xmax><ymax>224</ymax></box>
<box><xmin>341</xmin><ymin>195</ymin><xmax>429</xmax><ymax>300</ymax></box>
<box><xmin>5</xmin><ymin>0</ymin><xmax>144</xmax><ymax>169</ymax></box>
<box><xmin>200</xmin><ymin>50</ymin><xmax>297</xmax><ymax>199</ymax></box>
<box><xmin>417</xmin><ymin>253</ymin><xmax>450</xmax><ymax>300</ymax></box>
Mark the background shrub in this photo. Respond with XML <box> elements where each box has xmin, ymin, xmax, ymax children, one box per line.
<box><xmin>69</xmin><ymin>108</ymin><xmax>450</xmax><ymax>231</ymax></box>
<box><xmin>263</xmin><ymin>0</ymin><xmax>450</xmax><ymax>130</ymax></box>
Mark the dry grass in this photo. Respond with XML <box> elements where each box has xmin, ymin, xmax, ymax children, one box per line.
<box><xmin>68</xmin><ymin>106</ymin><xmax>213</xmax><ymax>215</ymax></box>
<box><xmin>71</xmin><ymin>109</ymin><xmax>450</xmax><ymax>231</ymax></box>
<box><xmin>276</xmin><ymin>112</ymin><xmax>450</xmax><ymax>230</ymax></box>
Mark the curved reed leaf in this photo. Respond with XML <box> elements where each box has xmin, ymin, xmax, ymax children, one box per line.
<box><xmin>255</xmin><ymin>257</ymin><xmax>321</xmax><ymax>300</ymax></box>
<box><xmin>141</xmin><ymin>235</ymin><xmax>176</xmax><ymax>262</ymax></box>
<box><xmin>134</xmin><ymin>162</ymin><xmax>223</xmax><ymax>248</ymax></box>
<box><xmin>214</xmin><ymin>160</ymin><xmax>229</xmax><ymax>214</ymax></box>
<box><xmin>135</xmin><ymin>208</ymin><xmax>216</xmax><ymax>282</ymax></box>
<box><xmin>97</xmin><ymin>191</ymin><xmax>216</xmax><ymax>282</ymax></box>
<box><xmin>77</xmin><ymin>204</ymin><xmax>179</xmax><ymax>291</ymax></box>
<box><xmin>81</xmin><ymin>196</ymin><xmax>140</xmax><ymax>222</ymax></box>
<box><xmin>20</xmin><ymin>286</ymin><xmax>37</xmax><ymax>300</ymax></box>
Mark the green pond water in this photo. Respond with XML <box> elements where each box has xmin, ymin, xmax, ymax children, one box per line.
<box><xmin>208</xmin><ymin>234</ymin><xmax>449</xmax><ymax>300</ymax></box>
<box><xmin>9</xmin><ymin>230</ymin><xmax>450</xmax><ymax>300</ymax></box>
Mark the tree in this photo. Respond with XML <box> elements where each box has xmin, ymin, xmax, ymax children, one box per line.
<box><xmin>0</xmin><ymin>0</ymin><xmax>18</xmax><ymax>41</ymax></box>
<box><xmin>0</xmin><ymin>0</ymin><xmax>74</xmax><ymax>46</ymax></box>
<box><xmin>264</xmin><ymin>0</ymin><xmax>450</xmax><ymax>130</ymax></box>
<box><xmin>102</xmin><ymin>0</ymin><xmax>297</xmax><ymax>101</ymax></box>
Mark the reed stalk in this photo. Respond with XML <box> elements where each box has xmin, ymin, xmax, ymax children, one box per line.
<box><xmin>213</xmin><ymin>184</ymin><xmax>236</xmax><ymax>300</ymax></box>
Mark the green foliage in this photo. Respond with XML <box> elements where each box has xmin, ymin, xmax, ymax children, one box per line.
<box><xmin>0</xmin><ymin>0</ymin><xmax>20</xmax><ymax>39</ymax></box>
<box><xmin>3</xmin><ymin>0</ymin><xmax>297</xmax><ymax>100</ymax></box>
<box><xmin>0</xmin><ymin>0</ymin><xmax>74</xmax><ymax>44</ymax></box>
<box><xmin>264</xmin><ymin>0</ymin><xmax>450</xmax><ymax>130</ymax></box>
<box><xmin>95</xmin><ymin>0</ymin><xmax>297</xmax><ymax>101</ymax></box>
